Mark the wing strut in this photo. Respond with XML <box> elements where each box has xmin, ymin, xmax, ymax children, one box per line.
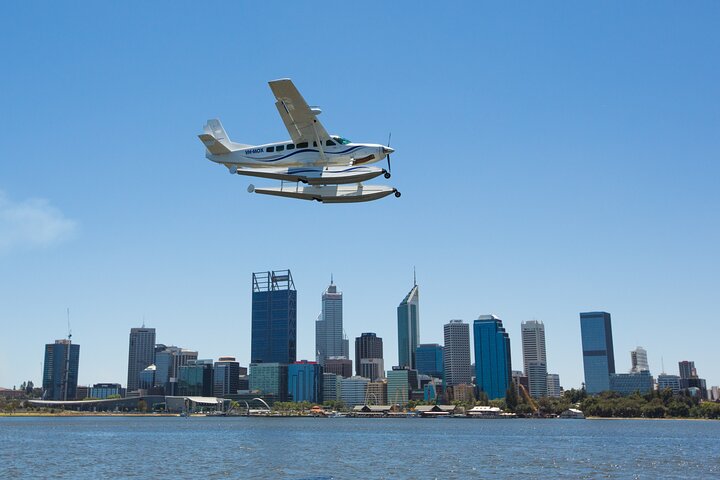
<box><xmin>312</xmin><ymin>120</ymin><xmax>328</xmax><ymax>166</ymax></box>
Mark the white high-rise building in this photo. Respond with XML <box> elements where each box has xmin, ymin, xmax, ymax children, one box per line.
<box><xmin>521</xmin><ymin>320</ymin><xmax>548</xmax><ymax>397</ymax></box>
<box><xmin>630</xmin><ymin>346</ymin><xmax>649</xmax><ymax>373</ymax></box>
<box><xmin>315</xmin><ymin>279</ymin><xmax>349</xmax><ymax>366</ymax></box>
<box><xmin>443</xmin><ymin>320</ymin><xmax>472</xmax><ymax>387</ymax></box>
<box><xmin>546</xmin><ymin>373</ymin><xmax>562</xmax><ymax>398</ymax></box>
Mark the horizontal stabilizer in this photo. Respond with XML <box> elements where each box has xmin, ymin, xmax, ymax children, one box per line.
<box><xmin>198</xmin><ymin>133</ymin><xmax>231</xmax><ymax>155</ymax></box>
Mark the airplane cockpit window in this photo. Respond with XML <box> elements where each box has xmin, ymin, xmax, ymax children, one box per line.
<box><xmin>333</xmin><ymin>136</ymin><xmax>352</xmax><ymax>145</ymax></box>
<box><xmin>276</xmin><ymin>145</ymin><xmax>285</xmax><ymax>151</ymax></box>
<box><xmin>287</xmin><ymin>144</ymin><xmax>295</xmax><ymax>150</ymax></box>
<box><xmin>326</xmin><ymin>140</ymin><xmax>336</xmax><ymax>146</ymax></box>
<box><xmin>297</xmin><ymin>142</ymin><xmax>309</xmax><ymax>148</ymax></box>
<box><xmin>266</xmin><ymin>146</ymin><xmax>275</xmax><ymax>152</ymax></box>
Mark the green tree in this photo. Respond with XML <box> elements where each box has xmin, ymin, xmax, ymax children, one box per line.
<box><xmin>668</xmin><ymin>401</ymin><xmax>689</xmax><ymax>417</ymax></box>
<box><xmin>505</xmin><ymin>387</ymin><xmax>518</xmax><ymax>412</ymax></box>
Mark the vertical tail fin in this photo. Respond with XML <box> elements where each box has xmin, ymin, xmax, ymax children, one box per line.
<box><xmin>205</xmin><ymin>119</ymin><xmax>231</xmax><ymax>146</ymax></box>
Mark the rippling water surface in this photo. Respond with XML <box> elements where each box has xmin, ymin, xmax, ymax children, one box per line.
<box><xmin>1</xmin><ymin>416</ymin><xmax>719</xmax><ymax>479</ymax></box>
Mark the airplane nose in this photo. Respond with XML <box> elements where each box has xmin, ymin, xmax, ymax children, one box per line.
<box><xmin>383</xmin><ymin>146</ymin><xmax>395</xmax><ymax>155</ymax></box>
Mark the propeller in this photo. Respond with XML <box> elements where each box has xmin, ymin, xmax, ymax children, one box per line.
<box><xmin>384</xmin><ymin>133</ymin><xmax>392</xmax><ymax>179</ymax></box>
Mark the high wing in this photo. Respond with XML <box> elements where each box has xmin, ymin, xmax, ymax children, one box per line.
<box><xmin>269</xmin><ymin>79</ymin><xmax>330</xmax><ymax>145</ymax></box>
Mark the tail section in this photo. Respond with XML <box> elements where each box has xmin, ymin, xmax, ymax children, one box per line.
<box><xmin>198</xmin><ymin>119</ymin><xmax>249</xmax><ymax>155</ymax></box>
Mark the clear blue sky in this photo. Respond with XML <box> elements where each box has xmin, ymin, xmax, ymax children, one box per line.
<box><xmin>1</xmin><ymin>2</ymin><xmax>718</xmax><ymax>390</ymax></box>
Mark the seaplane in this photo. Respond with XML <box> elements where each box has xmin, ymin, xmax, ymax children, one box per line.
<box><xmin>199</xmin><ymin>79</ymin><xmax>400</xmax><ymax>203</ymax></box>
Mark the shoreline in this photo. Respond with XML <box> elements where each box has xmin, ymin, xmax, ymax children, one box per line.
<box><xmin>1</xmin><ymin>412</ymin><xmax>715</xmax><ymax>421</ymax></box>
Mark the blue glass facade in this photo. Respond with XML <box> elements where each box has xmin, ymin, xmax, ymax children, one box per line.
<box><xmin>473</xmin><ymin>316</ymin><xmax>512</xmax><ymax>400</ymax></box>
<box><xmin>397</xmin><ymin>284</ymin><xmax>419</xmax><ymax>369</ymax></box>
<box><xmin>42</xmin><ymin>340</ymin><xmax>80</xmax><ymax>400</ymax></box>
<box><xmin>251</xmin><ymin>271</ymin><xmax>297</xmax><ymax>364</ymax></box>
<box><xmin>288</xmin><ymin>361</ymin><xmax>323</xmax><ymax>403</ymax></box>
<box><xmin>416</xmin><ymin>344</ymin><xmax>444</xmax><ymax>379</ymax></box>
<box><xmin>580</xmin><ymin>311</ymin><xmax>615</xmax><ymax>394</ymax></box>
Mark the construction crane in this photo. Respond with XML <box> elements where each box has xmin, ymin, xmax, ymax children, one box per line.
<box><xmin>519</xmin><ymin>384</ymin><xmax>539</xmax><ymax>415</ymax></box>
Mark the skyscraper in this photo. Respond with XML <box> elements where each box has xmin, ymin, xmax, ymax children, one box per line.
<box><xmin>630</xmin><ymin>347</ymin><xmax>649</xmax><ymax>373</ymax></box>
<box><xmin>678</xmin><ymin>360</ymin><xmax>696</xmax><ymax>380</ymax></box>
<box><xmin>443</xmin><ymin>320</ymin><xmax>472</xmax><ymax>387</ymax></box>
<box><xmin>315</xmin><ymin>279</ymin><xmax>348</xmax><ymax>366</ymax></box>
<box><xmin>214</xmin><ymin>356</ymin><xmax>241</xmax><ymax>398</ymax></box>
<box><xmin>416</xmin><ymin>343</ymin><xmax>444</xmax><ymax>379</ymax></box>
<box><xmin>474</xmin><ymin>315</ymin><xmax>512</xmax><ymax>400</ymax></box>
<box><xmin>521</xmin><ymin>320</ymin><xmax>547</xmax><ymax>397</ymax></box>
<box><xmin>580</xmin><ymin>311</ymin><xmax>615</xmax><ymax>394</ymax></box>
<box><xmin>355</xmin><ymin>332</ymin><xmax>384</xmax><ymax>380</ymax></box>
<box><xmin>127</xmin><ymin>327</ymin><xmax>156</xmax><ymax>392</ymax></box>
<box><xmin>42</xmin><ymin>339</ymin><xmax>80</xmax><ymax>401</ymax></box>
<box><xmin>251</xmin><ymin>270</ymin><xmax>297</xmax><ymax>364</ymax></box>
<box><xmin>288</xmin><ymin>360</ymin><xmax>323</xmax><ymax>403</ymax></box>
<box><xmin>397</xmin><ymin>279</ymin><xmax>419</xmax><ymax>369</ymax></box>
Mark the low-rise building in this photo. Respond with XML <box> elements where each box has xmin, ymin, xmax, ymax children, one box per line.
<box><xmin>609</xmin><ymin>371</ymin><xmax>653</xmax><ymax>396</ymax></box>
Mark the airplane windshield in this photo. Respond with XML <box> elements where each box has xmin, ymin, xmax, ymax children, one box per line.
<box><xmin>333</xmin><ymin>136</ymin><xmax>352</xmax><ymax>145</ymax></box>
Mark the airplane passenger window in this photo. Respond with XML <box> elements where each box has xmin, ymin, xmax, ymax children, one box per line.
<box><xmin>297</xmin><ymin>142</ymin><xmax>309</xmax><ymax>148</ymax></box>
<box><xmin>287</xmin><ymin>144</ymin><xmax>295</xmax><ymax>150</ymax></box>
<box><xmin>313</xmin><ymin>141</ymin><xmax>317</xmax><ymax>147</ymax></box>
<box><xmin>276</xmin><ymin>145</ymin><xmax>285</xmax><ymax>151</ymax></box>
<box><xmin>326</xmin><ymin>140</ymin><xmax>336</xmax><ymax>146</ymax></box>
<box><xmin>266</xmin><ymin>146</ymin><xmax>274</xmax><ymax>152</ymax></box>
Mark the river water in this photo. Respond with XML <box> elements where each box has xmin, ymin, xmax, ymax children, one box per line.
<box><xmin>1</xmin><ymin>416</ymin><xmax>718</xmax><ymax>479</ymax></box>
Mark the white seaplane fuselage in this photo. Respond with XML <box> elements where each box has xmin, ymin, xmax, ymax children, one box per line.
<box><xmin>206</xmin><ymin>136</ymin><xmax>392</xmax><ymax>185</ymax></box>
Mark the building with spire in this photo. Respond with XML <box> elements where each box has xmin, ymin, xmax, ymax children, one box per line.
<box><xmin>397</xmin><ymin>272</ymin><xmax>419</xmax><ymax>369</ymax></box>
<box><xmin>315</xmin><ymin>276</ymin><xmax>348</xmax><ymax>366</ymax></box>
<box><xmin>42</xmin><ymin>339</ymin><xmax>80</xmax><ymax>401</ymax></box>
<box><xmin>127</xmin><ymin>327</ymin><xmax>156</xmax><ymax>392</ymax></box>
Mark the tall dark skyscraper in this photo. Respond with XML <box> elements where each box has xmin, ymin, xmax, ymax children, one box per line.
<box><xmin>355</xmin><ymin>332</ymin><xmax>384</xmax><ymax>380</ymax></box>
<box><xmin>127</xmin><ymin>327</ymin><xmax>156</xmax><ymax>392</ymax></box>
<box><xmin>474</xmin><ymin>315</ymin><xmax>512</xmax><ymax>400</ymax></box>
<box><xmin>580</xmin><ymin>311</ymin><xmax>615</xmax><ymax>394</ymax></box>
<box><xmin>397</xmin><ymin>278</ymin><xmax>419</xmax><ymax>369</ymax></box>
<box><xmin>42</xmin><ymin>339</ymin><xmax>80</xmax><ymax>400</ymax></box>
<box><xmin>251</xmin><ymin>270</ymin><xmax>297</xmax><ymax>364</ymax></box>
<box><xmin>315</xmin><ymin>278</ymin><xmax>348</xmax><ymax>366</ymax></box>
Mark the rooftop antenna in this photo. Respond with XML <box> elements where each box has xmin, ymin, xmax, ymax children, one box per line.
<box><xmin>661</xmin><ymin>356</ymin><xmax>665</xmax><ymax>374</ymax></box>
<box><xmin>66</xmin><ymin>307</ymin><xmax>72</xmax><ymax>340</ymax></box>
<box><xmin>413</xmin><ymin>266</ymin><xmax>417</xmax><ymax>286</ymax></box>
<box><xmin>142</xmin><ymin>315</ymin><xmax>146</xmax><ymax>329</ymax></box>
<box><xmin>331</xmin><ymin>273</ymin><xmax>334</xmax><ymax>285</ymax></box>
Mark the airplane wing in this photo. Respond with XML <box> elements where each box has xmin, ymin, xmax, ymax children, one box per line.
<box><xmin>269</xmin><ymin>79</ymin><xmax>330</xmax><ymax>145</ymax></box>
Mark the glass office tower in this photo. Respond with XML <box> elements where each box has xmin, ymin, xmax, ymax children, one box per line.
<box><xmin>580</xmin><ymin>311</ymin><xmax>615</xmax><ymax>394</ymax></box>
<box><xmin>397</xmin><ymin>281</ymin><xmax>419</xmax><ymax>369</ymax></box>
<box><xmin>315</xmin><ymin>279</ymin><xmax>348</xmax><ymax>366</ymax></box>
<box><xmin>416</xmin><ymin>343</ymin><xmax>444</xmax><ymax>379</ymax></box>
<box><xmin>288</xmin><ymin>360</ymin><xmax>322</xmax><ymax>403</ymax></box>
<box><xmin>473</xmin><ymin>315</ymin><xmax>512</xmax><ymax>400</ymax></box>
<box><xmin>251</xmin><ymin>270</ymin><xmax>297</xmax><ymax>364</ymax></box>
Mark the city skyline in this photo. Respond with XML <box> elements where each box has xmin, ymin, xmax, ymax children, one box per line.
<box><xmin>2</xmin><ymin>3</ymin><xmax>719</xmax><ymax>391</ymax></box>
<box><xmin>11</xmin><ymin>274</ymin><xmax>719</xmax><ymax>393</ymax></box>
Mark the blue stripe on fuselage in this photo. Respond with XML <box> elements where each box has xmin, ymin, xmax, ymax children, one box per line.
<box><xmin>253</xmin><ymin>146</ymin><xmax>364</xmax><ymax>163</ymax></box>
